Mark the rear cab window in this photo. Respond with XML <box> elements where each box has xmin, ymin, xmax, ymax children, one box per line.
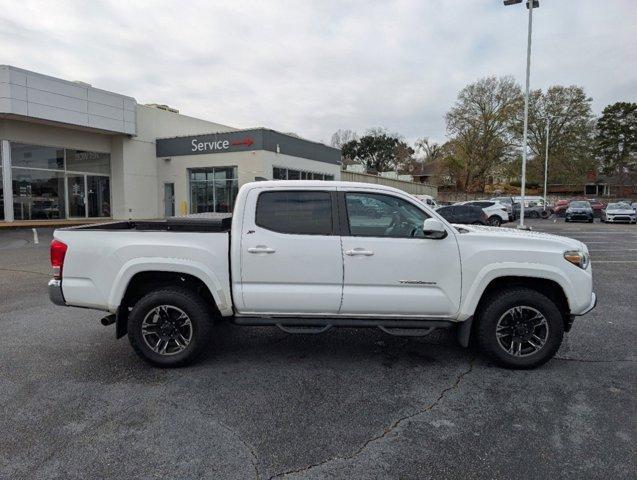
<box><xmin>256</xmin><ymin>191</ymin><xmax>334</xmax><ymax>235</ymax></box>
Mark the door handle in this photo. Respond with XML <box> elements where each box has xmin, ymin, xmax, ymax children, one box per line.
<box><xmin>247</xmin><ymin>246</ymin><xmax>276</xmax><ymax>254</ymax></box>
<box><xmin>344</xmin><ymin>248</ymin><xmax>374</xmax><ymax>256</ymax></box>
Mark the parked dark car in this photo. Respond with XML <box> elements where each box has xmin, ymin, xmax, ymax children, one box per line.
<box><xmin>554</xmin><ymin>199</ymin><xmax>569</xmax><ymax>217</ymax></box>
<box><xmin>565</xmin><ymin>200</ymin><xmax>594</xmax><ymax>223</ymax></box>
<box><xmin>585</xmin><ymin>198</ymin><xmax>606</xmax><ymax>217</ymax></box>
<box><xmin>436</xmin><ymin>204</ymin><xmax>488</xmax><ymax>225</ymax></box>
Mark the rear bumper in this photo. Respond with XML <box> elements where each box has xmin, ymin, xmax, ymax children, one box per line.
<box><xmin>48</xmin><ymin>279</ymin><xmax>66</xmax><ymax>306</ymax></box>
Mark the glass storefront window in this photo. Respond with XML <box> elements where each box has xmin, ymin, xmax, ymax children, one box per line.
<box><xmin>189</xmin><ymin>167</ymin><xmax>238</xmax><ymax>214</ymax></box>
<box><xmin>273</xmin><ymin>167</ymin><xmax>286</xmax><ymax>180</ymax></box>
<box><xmin>12</xmin><ymin>168</ymin><xmax>66</xmax><ymax>220</ymax></box>
<box><xmin>287</xmin><ymin>169</ymin><xmax>300</xmax><ymax>180</ymax></box>
<box><xmin>1</xmin><ymin>163</ymin><xmax>4</xmax><ymax>221</ymax></box>
<box><xmin>11</xmin><ymin>143</ymin><xmax>64</xmax><ymax>170</ymax></box>
<box><xmin>273</xmin><ymin>166</ymin><xmax>332</xmax><ymax>181</ymax></box>
<box><xmin>66</xmin><ymin>150</ymin><xmax>110</xmax><ymax>174</ymax></box>
<box><xmin>7</xmin><ymin>142</ymin><xmax>111</xmax><ymax>221</ymax></box>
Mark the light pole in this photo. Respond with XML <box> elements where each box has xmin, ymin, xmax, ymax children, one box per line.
<box><xmin>504</xmin><ymin>0</ymin><xmax>539</xmax><ymax>229</ymax></box>
<box><xmin>543</xmin><ymin>118</ymin><xmax>549</xmax><ymax>212</ymax></box>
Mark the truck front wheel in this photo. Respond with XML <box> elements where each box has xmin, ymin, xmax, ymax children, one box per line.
<box><xmin>128</xmin><ymin>287</ymin><xmax>213</xmax><ymax>367</ymax></box>
<box><xmin>476</xmin><ymin>288</ymin><xmax>564</xmax><ymax>369</ymax></box>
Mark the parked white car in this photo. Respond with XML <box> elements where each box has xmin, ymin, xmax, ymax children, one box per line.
<box><xmin>49</xmin><ymin>181</ymin><xmax>595</xmax><ymax>369</ymax></box>
<box><xmin>412</xmin><ymin>194</ymin><xmax>439</xmax><ymax>209</ymax></box>
<box><xmin>458</xmin><ymin>200</ymin><xmax>509</xmax><ymax>227</ymax></box>
<box><xmin>601</xmin><ymin>202</ymin><xmax>637</xmax><ymax>224</ymax></box>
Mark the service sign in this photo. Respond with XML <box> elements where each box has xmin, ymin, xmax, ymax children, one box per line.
<box><xmin>156</xmin><ymin>130</ymin><xmax>262</xmax><ymax>157</ymax></box>
<box><xmin>156</xmin><ymin>128</ymin><xmax>341</xmax><ymax>165</ymax></box>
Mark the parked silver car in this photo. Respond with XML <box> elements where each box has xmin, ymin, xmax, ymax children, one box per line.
<box><xmin>601</xmin><ymin>202</ymin><xmax>637</xmax><ymax>224</ymax></box>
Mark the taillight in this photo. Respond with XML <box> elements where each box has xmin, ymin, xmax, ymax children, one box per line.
<box><xmin>50</xmin><ymin>240</ymin><xmax>67</xmax><ymax>280</ymax></box>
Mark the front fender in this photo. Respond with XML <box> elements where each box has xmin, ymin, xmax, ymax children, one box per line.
<box><xmin>108</xmin><ymin>257</ymin><xmax>232</xmax><ymax>316</ymax></box>
<box><xmin>458</xmin><ymin>262</ymin><xmax>577</xmax><ymax>320</ymax></box>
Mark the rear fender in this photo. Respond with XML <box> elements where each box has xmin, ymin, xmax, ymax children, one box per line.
<box><xmin>108</xmin><ymin>257</ymin><xmax>232</xmax><ymax>316</ymax></box>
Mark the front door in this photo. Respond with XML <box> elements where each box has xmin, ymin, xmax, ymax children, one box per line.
<box><xmin>237</xmin><ymin>187</ymin><xmax>343</xmax><ymax>315</ymax></box>
<box><xmin>339</xmin><ymin>189</ymin><xmax>461</xmax><ymax>317</ymax></box>
<box><xmin>164</xmin><ymin>183</ymin><xmax>175</xmax><ymax>217</ymax></box>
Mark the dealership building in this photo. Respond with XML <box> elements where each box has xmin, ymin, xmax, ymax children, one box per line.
<box><xmin>0</xmin><ymin>65</ymin><xmax>341</xmax><ymax>223</ymax></box>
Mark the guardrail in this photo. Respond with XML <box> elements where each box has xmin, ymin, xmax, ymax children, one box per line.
<box><xmin>341</xmin><ymin>171</ymin><xmax>437</xmax><ymax>196</ymax></box>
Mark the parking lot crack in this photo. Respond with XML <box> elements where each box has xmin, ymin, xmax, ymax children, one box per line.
<box><xmin>186</xmin><ymin>409</ymin><xmax>260</xmax><ymax>480</ymax></box>
<box><xmin>268</xmin><ymin>358</ymin><xmax>475</xmax><ymax>479</ymax></box>
<box><xmin>215</xmin><ymin>419</ymin><xmax>261</xmax><ymax>480</ymax></box>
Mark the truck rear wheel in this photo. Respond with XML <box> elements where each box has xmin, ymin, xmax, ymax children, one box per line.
<box><xmin>476</xmin><ymin>287</ymin><xmax>564</xmax><ymax>369</ymax></box>
<box><xmin>128</xmin><ymin>286</ymin><xmax>213</xmax><ymax>367</ymax></box>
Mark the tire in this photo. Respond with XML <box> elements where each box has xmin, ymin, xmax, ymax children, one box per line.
<box><xmin>588</xmin><ymin>218</ymin><xmax>594</xmax><ymax>223</ymax></box>
<box><xmin>488</xmin><ymin>216</ymin><xmax>502</xmax><ymax>227</ymax></box>
<box><xmin>476</xmin><ymin>287</ymin><xmax>564</xmax><ymax>369</ymax></box>
<box><xmin>540</xmin><ymin>210</ymin><xmax>549</xmax><ymax>219</ymax></box>
<box><xmin>128</xmin><ymin>286</ymin><xmax>214</xmax><ymax>367</ymax></box>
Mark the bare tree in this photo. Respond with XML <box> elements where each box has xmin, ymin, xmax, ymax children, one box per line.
<box><xmin>523</xmin><ymin>86</ymin><xmax>595</xmax><ymax>184</ymax></box>
<box><xmin>445</xmin><ymin>76</ymin><xmax>523</xmax><ymax>191</ymax></box>
<box><xmin>330</xmin><ymin>129</ymin><xmax>358</xmax><ymax>148</ymax></box>
<box><xmin>415</xmin><ymin>137</ymin><xmax>444</xmax><ymax>163</ymax></box>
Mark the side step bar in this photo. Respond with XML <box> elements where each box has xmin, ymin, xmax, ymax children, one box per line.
<box><xmin>232</xmin><ymin>316</ymin><xmax>454</xmax><ymax>336</ymax></box>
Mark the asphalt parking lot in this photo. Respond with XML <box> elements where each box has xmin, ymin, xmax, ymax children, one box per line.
<box><xmin>1</xmin><ymin>219</ymin><xmax>635</xmax><ymax>480</ymax></box>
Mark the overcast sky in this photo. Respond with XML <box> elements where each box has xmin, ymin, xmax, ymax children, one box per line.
<box><xmin>1</xmin><ymin>0</ymin><xmax>635</xmax><ymax>145</ymax></box>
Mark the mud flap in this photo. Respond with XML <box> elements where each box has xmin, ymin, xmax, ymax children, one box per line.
<box><xmin>456</xmin><ymin>317</ymin><xmax>474</xmax><ymax>348</ymax></box>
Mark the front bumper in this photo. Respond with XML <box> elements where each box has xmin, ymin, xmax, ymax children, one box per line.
<box><xmin>605</xmin><ymin>216</ymin><xmax>636</xmax><ymax>223</ymax></box>
<box><xmin>566</xmin><ymin>292</ymin><xmax>596</xmax><ymax>332</ymax></box>
<box><xmin>578</xmin><ymin>292</ymin><xmax>597</xmax><ymax>316</ymax></box>
<box><xmin>566</xmin><ymin>213</ymin><xmax>593</xmax><ymax>221</ymax></box>
<box><xmin>48</xmin><ymin>279</ymin><xmax>66</xmax><ymax>306</ymax></box>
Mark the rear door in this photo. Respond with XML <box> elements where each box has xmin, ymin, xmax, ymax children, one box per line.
<box><xmin>237</xmin><ymin>187</ymin><xmax>343</xmax><ymax>315</ymax></box>
<box><xmin>338</xmin><ymin>189</ymin><xmax>461</xmax><ymax>317</ymax></box>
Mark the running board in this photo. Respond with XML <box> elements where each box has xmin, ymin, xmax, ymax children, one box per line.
<box><xmin>276</xmin><ymin>324</ymin><xmax>333</xmax><ymax>335</ymax></box>
<box><xmin>377</xmin><ymin>326</ymin><xmax>436</xmax><ymax>337</ymax></box>
<box><xmin>233</xmin><ymin>316</ymin><xmax>454</xmax><ymax>334</ymax></box>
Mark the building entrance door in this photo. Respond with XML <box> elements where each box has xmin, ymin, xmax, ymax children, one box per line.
<box><xmin>164</xmin><ymin>183</ymin><xmax>175</xmax><ymax>217</ymax></box>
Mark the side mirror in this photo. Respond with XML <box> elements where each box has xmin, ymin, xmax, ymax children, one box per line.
<box><xmin>423</xmin><ymin>218</ymin><xmax>447</xmax><ymax>239</ymax></box>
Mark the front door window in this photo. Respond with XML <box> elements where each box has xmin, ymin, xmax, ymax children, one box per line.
<box><xmin>345</xmin><ymin>192</ymin><xmax>428</xmax><ymax>237</ymax></box>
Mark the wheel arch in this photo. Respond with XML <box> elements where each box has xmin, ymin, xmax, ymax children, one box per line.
<box><xmin>473</xmin><ymin>276</ymin><xmax>571</xmax><ymax>333</ymax></box>
<box><xmin>114</xmin><ymin>269</ymin><xmax>224</xmax><ymax>339</ymax></box>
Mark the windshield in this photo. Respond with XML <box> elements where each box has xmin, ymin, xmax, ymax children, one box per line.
<box><xmin>608</xmin><ymin>203</ymin><xmax>630</xmax><ymax>209</ymax></box>
<box><xmin>570</xmin><ymin>201</ymin><xmax>590</xmax><ymax>208</ymax></box>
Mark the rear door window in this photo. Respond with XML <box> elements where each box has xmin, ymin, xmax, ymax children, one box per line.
<box><xmin>256</xmin><ymin>191</ymin><xmax>333</xmax><ymax>235</ymax></box>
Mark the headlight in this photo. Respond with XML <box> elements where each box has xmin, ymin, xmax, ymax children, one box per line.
<box><xmin>564</xmin><ymin>250</ymin><xmax>589</xmax><ymax>270</ymax></box>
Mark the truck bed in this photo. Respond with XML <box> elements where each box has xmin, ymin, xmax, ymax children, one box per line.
<box><xmin>55</xmin><ymin>218</ymin><xmax>232</xmax><ymax>313</ymax></box>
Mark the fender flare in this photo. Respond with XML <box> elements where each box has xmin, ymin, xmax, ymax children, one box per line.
<box><xmin>107</xmin><ymin>257</ymin><xmax>232</xmax><ymax>316</ymax></box>
<box><xmin>459</xmin><ymin>262</ymin><xmax>575</xmax><ymax>320</ymax></box>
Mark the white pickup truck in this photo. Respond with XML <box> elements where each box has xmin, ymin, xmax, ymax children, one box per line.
<box><xmin>48</xmin><ymin>181</ymin><xmax>596</xmax><ymax>369</ymax></box>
